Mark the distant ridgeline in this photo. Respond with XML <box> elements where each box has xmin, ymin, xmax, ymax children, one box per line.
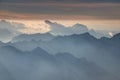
<box><xmin>0</xmin><ymin>20</ymin><xmax>118</xmax><ymax>43</ymax></box>
<box><xmin>0</xmin><ymin>32</ymin><xmax>120</xmax><ymax>80</ymax></box>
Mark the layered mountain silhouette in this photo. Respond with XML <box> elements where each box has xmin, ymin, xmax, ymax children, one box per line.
<box><xmin>12</xmin><ymin>33</ymin><xmax>55</xmax><ymax>42</ymax></box>
<box><xmin>0</xmin><ymin>19</ymin><xmax>116</xmax><ymax>43</ymax></box>
<box><xmin>7</xmin><ymin>32</ymin><xmax>120</xmax><ymax>78</ymax></box>
<box><xmin>0</xmin><ymin>31</ymin><xmax>120</xmax><ymax>80</ymax></box>
<box><xmin>0</xmin><ymin>61</ymin><xmax>15</xmax><ymax>80</ymax></box>
<box><xmin>10</xmin><ymin>32</ymin><xmax>120</xmax><ymax>54</ymax></box>
<box><xmin>0</xmin><ymin>45</ymin><xmax>119</xmax><ymax>80</ymax></box>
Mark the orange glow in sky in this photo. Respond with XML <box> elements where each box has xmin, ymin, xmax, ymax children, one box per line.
<box><xmin>8</xmin><ymin>19</ymin><xmax>120</xmax><ymax>33</ymax></box>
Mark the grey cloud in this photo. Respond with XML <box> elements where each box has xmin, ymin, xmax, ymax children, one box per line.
<box><xmin>0</xmin><ymin>3</ymin><xmax>120</xmax><ymax>19</ymax></box>
<box><xmin>0</xmin><ymin>20</ymin><xmax>26</xmax><ymax>42</ymax></box>
<box><xmin>45</xmin><ymin>20</ymin><xmax>88</xmax><ymax>36</ymax></box>
<box><xmin>45</xmin><ymin>20</ymin><xmax>112</xmax><ymax>38</ymax></box>
<box><xmin>0</xmin><ymin>28</ymin><xmax>13</xmax><ymax>42</ymax></box>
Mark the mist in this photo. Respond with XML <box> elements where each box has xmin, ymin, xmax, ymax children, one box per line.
<box><xmin>0</xmin><ymin>20</ymin><xmax>120</xmax><ymax>80</ymax></box>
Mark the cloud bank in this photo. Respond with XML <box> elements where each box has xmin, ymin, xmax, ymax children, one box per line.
<box><xmin>0</xmin><ymin>20</ymin><xmax>50</xmax><ymax>42</ymax></box>
<box><xmin>0</xmin><ymin>20</ymin><xmax>116</xmax><ymax>42</ymax></box>
<box><xmin>45</xmin><ymin>20</ymin><xmax>88</xmax><ymax>36</ymax></box>
<box><xmin>45</xmin><ymin>20</ymin><xmax>113</xmax><ymax>38</ymax></box>
<box><xmin>0</xmin><ymin>20</ymin><xmax>26</xmax><ymax>42</ymax></box>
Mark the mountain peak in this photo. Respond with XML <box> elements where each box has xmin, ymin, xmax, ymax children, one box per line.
<box><xmin>12</xmin><ymin>32</ymin><xmax>55</xmax><ymax>42</ymax></box>
<box><xmin>31</xmin><ymin>47</ymin><xmax>49</xmax><ymax>55</ymax></box>
<box><xmin>0</xmin><ymin>45</ymin><xmax>22</xmax><ymax>53</ymax></box>
<box><xmin>112</xmin><ymin>33</ymin><xmax>120</xmax><ymax>39</ymax></box>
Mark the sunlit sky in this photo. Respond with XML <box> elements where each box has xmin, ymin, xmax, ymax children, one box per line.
<box><xmin>9</xmin><ymin>20</ymin><xmax>120</xmax><ymax>31</ymax></box>
<box><xmin>0</xmin><ymin>0</ymin><xmax>120</xmax><ymax>31</ymax></box>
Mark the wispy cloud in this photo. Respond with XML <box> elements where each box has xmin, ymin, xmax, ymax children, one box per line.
<box><xmin>0</xmin><ymin>3</ymin><xmax>120</xmax><ymax>20</ymax></box>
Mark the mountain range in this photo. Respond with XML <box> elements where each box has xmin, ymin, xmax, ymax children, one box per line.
<box><xmin>0</xmin><ymin>32</ymin><xmax>119</xmax><ymax>79</ymax></box>
<box><xmin>0</xmin><ymin>45</ymin><xmax>119</xmax><ymax>80</ymax></box>
<box><xmin>0</xmin><ymin>19</ymin><xmax>117</xmax><ymax>42</ymax></box>
<box><xmin>0</xmin><ymin>23</ymin><xmax>120</xmax><ymax>80</ymax></box>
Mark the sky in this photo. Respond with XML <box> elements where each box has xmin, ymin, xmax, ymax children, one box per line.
<box><xmin>0</xmin><ymin>0</ymin><xmax>120</xmax><ymax>20</ymax></box>
<box><xmin>0</xmin><ymin>0</ymin><xmax>120</xmax><ymax>32</ymax></box>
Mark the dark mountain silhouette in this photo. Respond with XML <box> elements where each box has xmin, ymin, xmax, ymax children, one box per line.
<box><xmin>12</xmin><ymin>33</ymin><xmax>55</xmax><ymax>42</ymax></box>
<box><xmin>0</xmin><ymin>61</ymin><xmax>15</xmax><ymax>80</ymax></box>
<box><xmin>0</xmin><ymin>45</ymin><xmax>119</xmax><ymax>80</ymax></box>
<box><xmin>0</xmin><ymin>32</ymin><xmax>120</xmax><ymax>79</ymax></box>
<box><xmin>0</xmin><ymin>41</ymin><xmax>5</xmax><ymax>46</ymax></box>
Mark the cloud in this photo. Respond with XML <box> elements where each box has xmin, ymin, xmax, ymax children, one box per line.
<box><xmin>45</xmin><ymin>20</ymin><xmax>88</xmax><ymax>36</ymax></box>
<box><xmin>45</xmin><ymin>20</ymin><xmax>113</xmax><ymax>38</ymax></box>
<box><xmin>0</xmin><ymin>19</ymin><xmax>117</xmax><ymax>42</ymax></box>
<box><xmin>0</xmin><ymin>29</ymin><xmax>13</xmax><ymax>42</ymax></box>
<box><xmin>0</xmin><ymin>20</ymin><xmax>50</xmax><ymax>42</ymax></box>
<box><xmin>0</xmin><ymin>20</ymin><xmax>26</xmax><ymax>42</ymax></box>
<box><xmin>0</xmin><ymin>3</ymin><xmax>120</xmax><ymax>20</ymax></box>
